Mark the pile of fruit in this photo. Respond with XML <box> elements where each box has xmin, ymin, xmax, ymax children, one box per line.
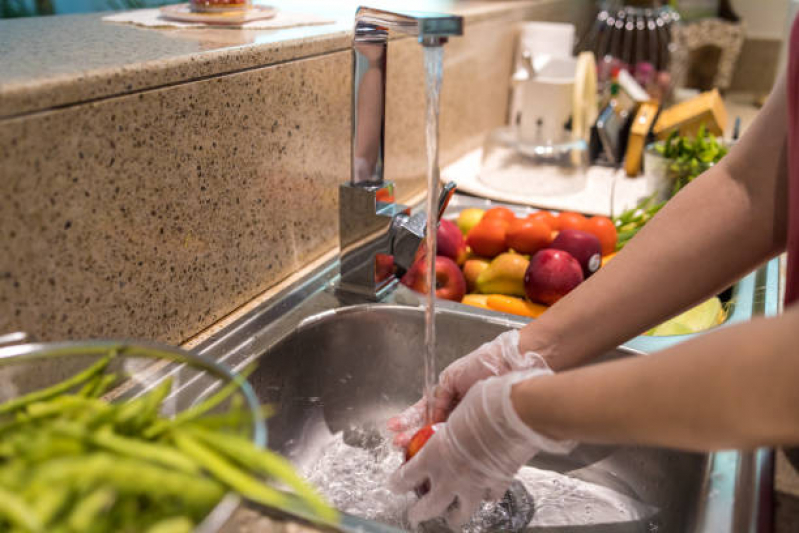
<box><xmin>400</xmin><ymin>206</ymin><xmax>617</xmax><ymax>317</ymax></box>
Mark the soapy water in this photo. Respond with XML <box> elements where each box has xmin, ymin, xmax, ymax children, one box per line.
<box><xmin>302</xmin><ymin>431</ymin><xmax>658</xmax><ymax>532</ymax></box>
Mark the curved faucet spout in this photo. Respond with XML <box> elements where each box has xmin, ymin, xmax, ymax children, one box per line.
<box><xmin>340</xmin><ymin>6</ymin><xmax>463</xmax><ymax>299</ymax></box>
<box><xmin>351</xmin><ymin>6</ymin><xmax>463</xmax><ymax>186</ymax></box>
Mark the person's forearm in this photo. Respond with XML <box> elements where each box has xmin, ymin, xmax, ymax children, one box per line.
<box><xmin>521</xmin><ymin>77</ymin><xmax>789</xmax><ymax>370</ymax></box>
<box><xmin>513</xmin><ymin>307</ymin><xmax>799</xmax><ymax>450</ymax></box>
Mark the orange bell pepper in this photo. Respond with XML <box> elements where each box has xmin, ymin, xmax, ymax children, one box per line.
<box><xmin>486</xmin><ymin>294</ymin><xmax>547</xmax><ymax>318</ymax></box>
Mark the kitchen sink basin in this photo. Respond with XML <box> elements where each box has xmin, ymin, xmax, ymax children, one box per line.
<box><xmin>249</xmin><ymin>304</ymin><xmax>706</xmax><ymax>532</ymax></box>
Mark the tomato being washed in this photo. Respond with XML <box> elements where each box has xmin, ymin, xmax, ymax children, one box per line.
<box><xmin>405</xmin><ymin>424</ymin><xmax>438</xmax><ymax>462</ymax></box>
<box><xmin>404</xmin><ymin>424</ymin><xmax>440</xmax><ymax>496</ymax></box>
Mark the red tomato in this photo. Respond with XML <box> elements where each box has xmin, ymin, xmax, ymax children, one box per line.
<box><xmin>466</xmin><ymin>218</ymin><xmax>508</xmax><ymax>257</ymax></box>
<box><xmin>558</xmin><ymin>212</ymin><xmax>588</xmax><ymax>232</ymax></box>
<box><xmin>585</xmin><ymin>216</ymin><xmax>618</xmax><ymax>256</ymax></box>
<box><xmin>482</xmin><ymin>206</ymin><xmax>516</xmax><ymax>227</ymax></box>
<box><xmin>405</xmin><ymin>424</ymin><xmax>438</xmax><ymax>462</ymax></box>
<box><xmin>527</xmin><ymin>211</ymin><xmax>559</xmax><ymax>232</ymax></box>
<box><xmin>506</xmin><ymin>218</ymin><xmax>553</xmax><ymax>254</ymax></box>
<box><xmin>405</xmin><ymin>424</ymin><xmax>439</xmax><ymax>496</ymax></box>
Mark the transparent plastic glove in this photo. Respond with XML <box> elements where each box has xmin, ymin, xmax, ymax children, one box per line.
<box><xmin>389</xmin><ymin>369</ymin><xmax>576</xmax><ymax>528</ymax></box>
<box><xmin>387</xmin><ymin>330</ymin><xmax>549</xmax><ymax>446</ymax></box>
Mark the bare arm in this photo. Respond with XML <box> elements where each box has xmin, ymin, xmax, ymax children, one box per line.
<box><xmin>522</xmin><ymin>75</ymin><xmax>790</xmax><ymax>371</ymax></box>
<box><xmin>513</xmin><ymin>304</ymin><xmax>799</xmax><ymax>450</ymax></box>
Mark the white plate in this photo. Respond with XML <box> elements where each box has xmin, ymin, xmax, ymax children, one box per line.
<box><xmin>442</xmin><ymin>148</ymin><xmax>654</xmax><ymax>217</ymax></box>
<box><xmin>159</xmin><ymin>3</ymin><xmax>276</xmax><ymax>25</ymax></box>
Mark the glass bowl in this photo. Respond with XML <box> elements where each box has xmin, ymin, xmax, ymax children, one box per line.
<box><xmin>479</xmin><ymin>126</ymin><xmax>589</xmax><ymax>197</ymax></box>
<box><xmin>0</xmin><ymin>339</ymin><xmax>265</xmax><ymax>532</ymax></box>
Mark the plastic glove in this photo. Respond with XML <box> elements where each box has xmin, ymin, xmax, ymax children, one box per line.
<box><xmin>387</xmin><ymin>330</ymin><xmax>549</xmax><ymax>446</ymax></box>
<box><xmin>389</xmin><ymin>369</ymin><xmax>576</xmax><ymax>528</ymax></box>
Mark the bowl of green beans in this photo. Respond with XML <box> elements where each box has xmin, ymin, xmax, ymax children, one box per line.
<box><xmin>0</xmin><ymin>340</ymin><xmax>336</xmax><ymax>533</ymax></box>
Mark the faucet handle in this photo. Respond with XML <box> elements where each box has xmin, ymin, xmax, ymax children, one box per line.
<box><xmin>390</xmin><ymin>182</ymin><xmax>457</xmax><ymax>273</ymax></box>
<box><xmin>437</xmin><ymin>181</ymin><xmax>457</xmax><ymax>221</ymax></box>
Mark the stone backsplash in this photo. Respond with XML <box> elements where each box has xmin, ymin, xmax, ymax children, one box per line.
<box><xmin>0</xmin><ymin>0</ymin><xmax>591</xmax><ymax>344</ymax></box>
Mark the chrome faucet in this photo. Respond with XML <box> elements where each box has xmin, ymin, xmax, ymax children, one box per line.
<box><xmin>338</xmin><ymin>7</ymin><xmax>464</xmax><ymax>299</ymax></box>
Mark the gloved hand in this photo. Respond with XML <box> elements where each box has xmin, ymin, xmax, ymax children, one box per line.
<box><xmin>387</xmin><ymin>329</ymin><xmax>550</xmax><ymax>446</ymax></box>
<box><xmin>389</xmin><ymin>369</ymin><xmax>576</xmax><ymax>528</ymax></box>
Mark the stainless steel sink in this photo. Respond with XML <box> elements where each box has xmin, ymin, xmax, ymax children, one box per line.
<box><xmin>179</xmin><ymin>196</ymin><xmax>778</xmax><ymax>532</ymax></box>
<box><xmin>249</xmin><ymin>304</ymin><xmax>705</xmax><ymax>532</ymax></box>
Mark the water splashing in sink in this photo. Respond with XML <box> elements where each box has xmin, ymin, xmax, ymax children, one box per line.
<box><xmin>422</xmin><ymin>44</ymin><xmax>445</xmax><ymax>424</ymax></box>
<box><xmin>302</xmin><ymin>431</ymin><xmax>658</xmax><ymax>532</ymax></box>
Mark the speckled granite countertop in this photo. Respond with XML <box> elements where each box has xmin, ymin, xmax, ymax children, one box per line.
<box><xmin>0</xmin><ymin>0</ymin><xmax>538</xmax><ymax>118</ymax></box>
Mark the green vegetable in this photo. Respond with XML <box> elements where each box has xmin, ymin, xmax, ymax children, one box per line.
<box><xmin>0</xmin><ymin>356</ymin><xmax>111</xmax><ymax>415</ymax></box>
<box><xmin>0</xmin><ymin>486</ymin><xmax>41</xmax><ymax>532</ymax></box>
<box><xmin>90</xmin><ymin>426</ymin><xmax>201</xmax><ymax>474</ymax></box>
<box><xmin>66</xmin><ymin>487</ymin><xmax>115</xmax><ymax>532</ymax></box>
<box><xmin>144</xmin><ymin>365</ymin><xmax>255</xmax><ymax>439</ymax></box>
<box><xmin>187</xmin><ymin>426</ymin><xmax>338</xmax><ymax>524</ymax></box>
<box><xmin>173</xmin><ymin>432</ymin><xmax>296</xmax><ymax>512</ymax></box>
<box><xmin>0</xmin><ymin>355</ymin><xmax>335</xmax><ymax>532</ymax></box>
<box><xmin>145</xmin><ymin>516</ymin><xmax>193</xmax><ymax>533</ymax></box>
<box><xmin>614</xmin><ymin>126</ymin><xmax>729</xmax><ymax>251</ymax></box>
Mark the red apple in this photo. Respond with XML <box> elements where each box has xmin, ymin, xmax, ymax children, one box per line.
<box><xmin>437</xmin><ymin>219</ymin><xmax>468</xmax><ymax>265</ymax></box>
<box><xmin>550</xmin><ymin>230</ymin><xmax>602</xmax><ymax>278</ymax></box>
<box><xmin>524</xmin><ymin>249</ymin><xmax>584</xmax><ymax>305</ymax></box>
<box><xmin>400</xmin><ymin>256</ymin><xmax>466</xmax><ymax>302</ymax></box>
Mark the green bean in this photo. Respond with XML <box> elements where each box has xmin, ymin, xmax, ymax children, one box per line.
<box><xmin>79</xmin><ymin>375</ymin><xmax>103</xmax><ymax>398</ymax></box>
<box><xmin>0</xmin><ymin>486</ymin><xmax>42</xmax><ymax>532</ymax></box>
<box><xmin>26</xmin><ymin>396</ymin><xmax>111</xmax><ymax>420</ymax></box>
<box><xmin>133</xmin><ymin>378</ymin><xmax>173</xmax><ymax>429</ymax></box>
<box><xmin>85</xmin><ymin>374</ymin><xmax>118</xmax><ymax>399</ymax></box>
<box><xmin>187</xmin><ymin>426</ymin><xmax>336</xmax><ymax>523</ymax></box>
<box><xmin>33</xmin><ymin>453</ymin><xmax>224</xmax><ymax>509</ymax></box>
<box><xmin>113</xmin><ymin>397</ymin><xmax>148</xmax><ymax>430</ymax></box>
<box><xmin>145</xmin><ymin>365</ymin><xmax>254</xmax><ymax>438</ymax></box>
<box><xmin>30</xmin><ymin>485</ymin><xmax>71</xmax><ymax>526</ymax></box>
<box><xmin>187</xmin><ymin>404</ymin><xmax>274</xmax><ymax>432</ymax></box>
<box><xmin>0</xmin><ymin>356</ymin><xmax>111</xmax><ymax>415</ymax></box>
<box><xmin>172</xmin><ymin>432</ymin><xmax>298</xmax><ymax>512</ymax></box>
<box><xmin>144</xmin><ymin>516</ymin><xmax>193</xmax><ymax>533</ymax></box>
<box><xmin>90</xmin><ymin>426</ymin><xmax>199</xmax><ymax>474</ymax></box>
<box><xmin>66</xmin><ymin>487</ymin><xmax>115</xmax><ymax>532</ymax></box>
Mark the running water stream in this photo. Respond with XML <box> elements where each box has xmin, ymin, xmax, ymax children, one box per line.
<box><xmin>422</xmin><ymin>44</ymin><xmax>445</xmax><ymax>424</ymax></box>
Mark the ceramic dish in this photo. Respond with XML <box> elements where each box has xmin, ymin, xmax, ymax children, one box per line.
<box><xmin>160</xmin><ymin>4</ymin><xmax>276</xmax><ymax>25</ymax></box>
